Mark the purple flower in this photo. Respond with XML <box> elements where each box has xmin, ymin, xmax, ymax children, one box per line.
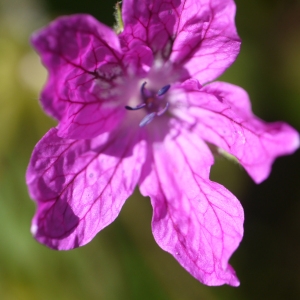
<box><xmin>27</xmin><ymin>0</ymin><xmax>299</xmax><ymax>286</ymax></box>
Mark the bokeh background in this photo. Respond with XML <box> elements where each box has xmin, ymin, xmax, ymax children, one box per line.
<box><xmin>0</xmin><ymin>0</ymin><xmax>300</xmax><ymax>299</ymax></box>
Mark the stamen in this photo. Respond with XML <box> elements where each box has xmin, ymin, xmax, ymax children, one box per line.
<box><xmin>139</xmin><ymin>112</ymin><xmax>156</xmax><ymax>127</ymax></box>
<box><xmin>125</xmin><ymin>103</ymin><xmax>146</xmax><ymax>110</ymax></box>
<box><xmin>126</xmin><ymin>81</ymin><xmax>171</xmax><ymax>126</ymax></box>
<box><xmin>156</xmin><ymin>102</ymin><xmax>169</xmax><ymax>116</ymax></box>
<box><xmin>141</xmin><ymin>81</ymin><xmax>147</xmax><ymax>94</ymax></box>
<box><xmin>157</xmin><ymin>84</ymin><xmax>170</xmax><ymax>96</ymax></box>
<box><xmin>141</xmin><ymin>81</ymin><xmax>151</xmax><ymax>99</ymax></box>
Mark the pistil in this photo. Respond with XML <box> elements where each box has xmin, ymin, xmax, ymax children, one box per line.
<box><xmin>125</xmin><ymin>82</ymin><xmax>170</xmax><ymax>127</ymax></box>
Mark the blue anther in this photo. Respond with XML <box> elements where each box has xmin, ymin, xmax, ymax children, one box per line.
<box><xmin>126</xmin><ymin>82</ymin><xmax>171</xmax><ymax>127</ymax></box>
<box><xmin>139</xmin><ymin>112</ymin><xmax>156</xmax><ymax>127</ymax></box>
<box><xmin>141</xmin><ymin>81</ymin><xmax>147</xmax><ymax>94</ymax></box>
<box><xmin>157</xmin><ymin>84</ymin><xmax>171</xmax><ymax>96</ymax></box>
<box><xmin>125</xmin><ymin>103</ymin><xmax>146</xmax><ymax>110</ymax></box>
<box><xmin>156</xmin><ymin>102</ymin><xmax>169</xmax><ymax>116</ymax></box>
<box><xmin>141</xmin><ymin>81</ymin><xmax>152</xmax><ymax>99</ymax></box>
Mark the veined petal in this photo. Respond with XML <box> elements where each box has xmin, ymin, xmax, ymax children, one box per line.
<box><xmin>170</xmin><ymin>0</ymin><xmax>240</xmax><ymax>83</ymax></box>
<box><xmin>121</xmin><ymin>0</ymin><xmax>180</xmax><ymax>58</ymax></box>
<box><xmin>174</xmin><ymin>81</ymin><xmax>300</xmax><ymax>183</ymax></box>
<box><xmin>26</xmin><ymin>127</ymin><xmax>146</xmax><ymax>250</ymax></box>
<box><xmin>32</xmin><ymin>14</ymin><xmax>126</xmax><ymax>139</ymax></box>
<box><xmin>121</xmin><ymin>0</ymin><xmax>240</xmax><ymax>83</ymax></box>
<box><xmin>139</xmin><ymin>121</ymin><xmax>243</xmax><ymax>286</ymax></box>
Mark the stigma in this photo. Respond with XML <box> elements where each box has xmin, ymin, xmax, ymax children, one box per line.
<box><xmin>125</xmin><ymin>82</ymin><xmax>170</xmax><ymax>127</ymax></box>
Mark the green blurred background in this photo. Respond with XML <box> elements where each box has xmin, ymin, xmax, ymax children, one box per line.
<box><xmin>0</xmin><ymin>0</ymin><xmax>300</xmax><ymax>299</ymax></box>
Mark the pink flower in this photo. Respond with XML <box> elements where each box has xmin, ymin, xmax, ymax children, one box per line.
<box><xmin>27</xmin><ymin>0</ymin><xmax>299</xmax><ymax>286</ymax></box>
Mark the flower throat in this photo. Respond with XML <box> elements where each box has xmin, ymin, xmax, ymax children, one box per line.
<box><xmin>125</xmin><ymin>82</ymin><xmax>170</xmax><ymax>127</ymax></box>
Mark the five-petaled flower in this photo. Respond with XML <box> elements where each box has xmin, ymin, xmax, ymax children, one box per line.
<box><xmin>27</xmin><ymin>0</ymin><xmax>299</xmax><ymax>286</ymax></box>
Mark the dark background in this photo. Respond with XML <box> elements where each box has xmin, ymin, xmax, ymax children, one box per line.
<box><xmin>0</xmin><ymin>0</ymin><xmax>299</xmax><ymax>299</ymax></box>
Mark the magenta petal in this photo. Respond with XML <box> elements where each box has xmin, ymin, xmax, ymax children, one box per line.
<box><xmin>32</xmin><ymin>14</ymin><xmax>126</xmax><ymax>139</ymax></box>
<box><xmin>170</xmin><ymin>0</ymin><xmax>240</xmax><ymax>83</ymax></box>
<box><xmin>139</xmin><ymin>122</ymin><xmax>243</xmax><ymax>286</ymax></box>
<box><xmin>122</xmin><ymin>44</ymin><xmax>154</xmax><ymax>77</ymax></box>
<box><xmin>121</xmin><ymin>0</ymin><xmax>180</xmax><ymax>57</ymax></box>
<box><xmin>176</xmin><ymin>81</ymin><xmax>300</xmax><ymax>183</ymax></box>
<box><xmin>121</xmin><ymin>0</ymin><xmax>240</xmax><ymax>83</ymax></box>
<box><xmin>26</xmin><ymin>128</ymin><xmax>146</xmax><ymax>250</ymax></box>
